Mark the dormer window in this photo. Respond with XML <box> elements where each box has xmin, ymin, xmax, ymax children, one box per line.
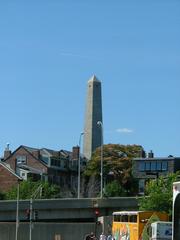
<box><xmin>16</xmin><ymin>155</ymin><xmax>27</xmax><ymax>165</ymax></box>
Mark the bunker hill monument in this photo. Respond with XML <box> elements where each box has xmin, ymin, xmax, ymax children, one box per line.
<box><xmin>83</xmin><ymin>75</ymin><xmax>103</xmax><ymax>160</ymax></box>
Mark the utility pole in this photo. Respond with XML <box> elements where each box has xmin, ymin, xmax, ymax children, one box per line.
<box><xmin>29</xmin><ymin>198</ymin><xmax>33</xmax><ymax>240</ymax></box>
<box><xmin>78</xmin><ymin>132</ymin><xmax>84</xmax><ymax>198</ymax></box>
<box><xmin>15</xmin><ymin>180</ymin><xmax>20</xmax><ymax>240</ymax></box>
<box><xmin>29</xmin><ymin>185</ymin><xmax>42</xmax><ymax>240</ymax></box>
<box><xmin>97</xmin><ymin>121</ymin><xmax>103</xmax><ymax>198</ymax></box>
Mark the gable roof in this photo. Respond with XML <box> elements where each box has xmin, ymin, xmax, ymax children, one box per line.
<box><xmin>23</xmin><ymin>145</ymin><xmax>39</xmax><ymax>153</ymax></box>
<box><xmin>3</xmin><ymin>145</ymin><xmax>48</xmax><ymax>168</ymax></box>
<box><xmin>3</xmin><ymin>145</ymin><xmax>73</xmax><ymax>165</ymax></box>
<box><xmin>41</xmin><ymin>148</ymin><xmax>60</xmax><ymax>157</ymax></box>
<box><xmin>60</xmin><ymin>149</ymin><xmax>72</xmax><ymax>157</ymax></box>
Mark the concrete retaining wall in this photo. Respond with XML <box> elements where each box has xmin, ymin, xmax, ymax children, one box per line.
<box><xmin>0</xmin><ymin>222</ymin><xmax>101</xmax><ymax>240</ymax></box>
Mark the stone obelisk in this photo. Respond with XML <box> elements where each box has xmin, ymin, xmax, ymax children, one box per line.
<box><xmin>83</xmin><ymin>75</ymin><xmax>103</xmax><ymax>160</ymax></box>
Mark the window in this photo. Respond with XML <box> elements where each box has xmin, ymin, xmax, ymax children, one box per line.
<box><xmin>162</xmin><ymin>161</ymin><xmax>168</xmax><ymax>171</ymax></box>
<box><xmin>157</xmin><ymin>162</ymin><xmax>162</xmax><ymax>171</ymax></box>
<box><xmin>151</xmin><ymin>161</ymin><xmax>156</xmax><ymax>171</ymax></box>
<box><xmin>114</xmin><ymin>215</ymin><xmax>120</xmax><ymax>222</ymax></box>
<box><xmin>41</xmin><ymin>155</ymin><xmax>49</xmax><ymax>164</ymax></box>
<box><xmin>129</xmin><ymin>215</ymin><xmax>137</xmax><ymax>223</ymax></box>
<box><xmin>139</xmin><ymin>179</ymin><xmax>145</xmax><ymax>193</ymax></box>
<box><xmin>121</xmin><ymin>215</ymin><xmax>128</xmax><ymax>222</ymax></box>
<box><xmin>138</xmin><ymin>160</ymin><xmax>168</xmax><ymax>173</ymax></box>
<box><xmin>61</xmin><ymin>160</ymin><xmax>65</xmax><ymax>168</ymax></box>
<box><xmin>51</xmin><ymin>159</ymin><xmax>55</xmax><ymax>166</ymax></box>
<box><xmin>51</xmin><ymin>158</ymin><xmax>61</xmax><ymax>167</ymax></box>
<box><xmin>145</xmin><ymin>162</ymin><xmax>151</xmax><ymax>171</ymax></box>
<box><xmin>16</xmin><ymin>156</ymin><xmax>27</xmax><ymax>165</ymax></box>
<box><xmin>139</xmin><ymin>162</ymin><xmax>145</xmax><ymax>171</ymax></box>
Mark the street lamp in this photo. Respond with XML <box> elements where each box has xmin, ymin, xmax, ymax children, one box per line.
<box><xmin>78</xmin><ymin>132</ymin><xmax>84</xmax><ymax>199</ymax></box>
<box><xmin>15</xmin><ymin>180</ymin><xmax>21</xmax><ymax>240</ymax></box>
<box><xmin>97</xmin><ymin>121</ymin><xmax>103</xmax><ymax>199</ymax></box>
<box><xmin>29</xmin><ymin>184</ymin><xmax>42</xmax><ymax>240</ymax></box>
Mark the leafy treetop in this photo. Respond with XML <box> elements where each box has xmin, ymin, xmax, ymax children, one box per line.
<box><xmin>5</xmin><ymin>179</ymin><xmax>60</xmax><ymax>200</ymax></box>
<box><xmin>139</xmin><ymin>172</ymin><xmax>179</xmax><ymax>216</ymax></box>
<box><xmin>84</xmin><ymin>144</ymin><xmax>143</xmax><ymax>193</ymax></box>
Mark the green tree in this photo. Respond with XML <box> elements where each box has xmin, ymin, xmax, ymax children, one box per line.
<box><xmin>83</xmin><ymin>144</ymin><xmax>143</xmax><ymax>196</ymax></box>
<box><xmin>139</xmin><ymin>172</ymin><xmax>179</xmax><ymax>216</ymax></box>
<box><xmin>5</xmin><ymin>179</ymin><xmax>60</xmax><ymax>200</ymax></box>
<box><xmin>104</xmin><ymin>180</ymin><xmax>126</xmax><ymax>197</ymax></box>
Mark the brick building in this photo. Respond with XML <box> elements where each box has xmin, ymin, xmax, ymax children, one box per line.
<box><xmin>0</xmin><ymin>161</ymin><xmax>22</xmax><ymax>192</ymax></box>
<box><xmin>1</xmin><ymin>144</ymin><xmax>86</xmax><ymax>196</ymax></box>
<box><xmin>132</xmin><ymin>151</ymin><xmax>180</xmax><ymax>194</ymax></box>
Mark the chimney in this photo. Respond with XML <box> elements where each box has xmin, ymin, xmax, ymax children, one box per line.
<box><xmin>32</xmin><ymin>150</ymin><xmax>40</xmax><ymax>159</ymax></box>
<box><xmin>148</xmin><ymin>150</ymin><xmax>154</xmax><ymax>158</ymax></box>
<box><xmin>72</xmin><ymin>146</ymin><xmax>80</xmax><ymax>160</ymax></box>
<box><xmin>4</xmin><ymin>143</ymin><xmax>12</xmax><ymax>160</ymax></box>
<box><xmin>139</xmin><ymin>149</ymin><xmax>146</xmax><ymax>158</ymax></box>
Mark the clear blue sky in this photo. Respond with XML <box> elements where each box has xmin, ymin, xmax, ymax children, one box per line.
<box><xmin>0</xmin><ymin>0</ymin><xmax>179</xmax><ymax>157</ymax></box>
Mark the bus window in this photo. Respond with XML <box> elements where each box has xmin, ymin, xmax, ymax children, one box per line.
<box><xmin>129</xmin><ymin>215</ymin><xmax>137</xmax><ymax>223</ymax></box>
<box><xmin>114</xmin><ymin>215</ymin><xmax>121</xmax><ymax>222</ymax></box>
<box><xmin>121</xmin><ymin>215</ymin><xmax>128</xmax><ymax>222</ymax></box>
<box><xmin>114</xmin><ymin>215</ymin><xmax>117</xmax><ymax>222</ymax></box>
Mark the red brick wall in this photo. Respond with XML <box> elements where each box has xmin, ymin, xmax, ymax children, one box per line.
<box><xmin>72</xmin><ymin>146</ymin><xmax>79</xmax><ymax>160</ymax></box>
<box><xmin>0</xmin><ymin>165</ymin><xmax>19</xmax><ymax>192</ymax></box>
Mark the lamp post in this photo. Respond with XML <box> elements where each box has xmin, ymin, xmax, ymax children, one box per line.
<box><xmin>29</xmin><ymin>198</ymin><xmax>33</xmax><ymax>240</ymax></box>
<box><xmin>97</xmin><ymin>121</ymin><xmax>103</xmax><ymax>199</ymax></box>
<box><xmin>15</xmin><ymin>180</ymin><xmax>20</xmax><ymax>240</ymax></box>
<box><xmin>29</xmin><ymin>184</ymin><xmax>42</xmax><ymax>240</ymax></box>
<box><xmin>78</xmin><ymin>132</ymin><xmax>84</xmax><ymax>199</ymax></box>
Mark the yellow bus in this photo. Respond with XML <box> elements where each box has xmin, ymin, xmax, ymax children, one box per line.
<box><xmin>112</xmin><ymin>211</ymin><xmax>168</xmax><ymax>240</ymax></box>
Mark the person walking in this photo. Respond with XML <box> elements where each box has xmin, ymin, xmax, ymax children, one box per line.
<box><xmin>107</xmin><ymin>234</ymin><xmax>114</xmax><ymax>240</ymax></box>
<box><xmin>84</xmin><ymin>232</ymin><xmax>96</xmax><ymax>240</ymax></box>
<box><xmin>99</xmin><ymin>232</ymin><xmax>106</xmax><ymax>240</ymax></box>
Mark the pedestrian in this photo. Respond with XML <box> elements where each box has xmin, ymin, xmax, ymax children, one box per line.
<box><xmin>99</xmin><ymin>232</ymin><xmax>106</xmax><ymax>240</ymax></box>
<box><xmin>107</xmin><ymin>234</ymin><xmax>114</xmax><ymax>240</ymax></box>
<box><xmin>84</xmin><ymin>232</ymin><xmax>96</xmax><ymax>240</ymax></box>
<box><xmin>90</xmin><ymin>232</ymin><xmax>96</xmax><ymax>240</ymax></box>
